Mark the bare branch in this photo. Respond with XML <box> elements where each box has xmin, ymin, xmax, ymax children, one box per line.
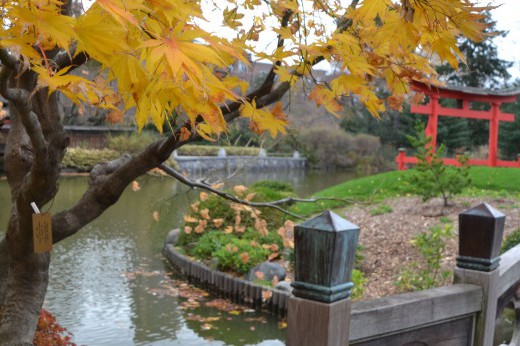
<box><xmin>51</xmin><ymin>135</ymin><xmax>179</xmax><ymax>243</ymax></box>
<box><xmin>159</xmin><ymin>164</ymin><xmax>359</xmax><ymax>220</ymax></box>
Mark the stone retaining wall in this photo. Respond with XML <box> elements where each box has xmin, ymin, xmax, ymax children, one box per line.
<box><xmin>174</xmin><ymin>156</ymin><xmax>306</xmax><ymax>174</ymax></box>
<box><xmin>163</xmin><ymin>230</ymin><xmax>290</xmax><ymax>316</ymax></box>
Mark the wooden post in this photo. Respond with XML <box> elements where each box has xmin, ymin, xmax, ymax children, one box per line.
<box><xmin>287</xmin><ymin>211</ymin><xmax>359</xmax><ymax>346</ymax></box>
<box><xmin>454</xmin><ymin>203</ymin><xmax>505</xmax><ymax>346</ymax></box>
<box><xmin>396</xmin><ymin>148</ymin><xmax>407</xmax><ymax>171</ymax></box>
<box><xmin>489</xmin><ymin>102</ymin><xmax>500</xmax><ymax>167</ymax></box>
<box><xmin>425</xmin><ymin>95</ymin><xmax>439</xmax><ymax>150</ymax></box>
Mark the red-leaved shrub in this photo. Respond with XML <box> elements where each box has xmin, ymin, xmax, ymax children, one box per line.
<box><xmin>33</xmin><ymin>309</ymin><xmax>76</xmax><ymax>346</ymax></box>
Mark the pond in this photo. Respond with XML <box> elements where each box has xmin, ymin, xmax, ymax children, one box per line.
<box><xmin>0</xmin><ymin>169</ymin><xmax>359</xmax><ymax>345</ymax></box>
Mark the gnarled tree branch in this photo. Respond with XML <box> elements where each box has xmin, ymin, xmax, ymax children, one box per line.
<box><xmin>51</xmin><ymin>135</ymin><xmax>180</xmax><ymax>243</ymax></box>
<box><xmin>158</xmin><ymin>164</ymin><xmax>359</xmax><ymax>220</ymax></box>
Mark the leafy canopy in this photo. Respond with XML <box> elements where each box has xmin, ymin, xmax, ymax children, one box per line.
<box><xmin>1</xmin><ymin>0</ymin><xmax>490</xmax><ymax>138</ymax></box>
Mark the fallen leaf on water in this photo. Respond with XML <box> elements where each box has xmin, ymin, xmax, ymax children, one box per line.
<box><xmin>185</xmin><ymin>315</ymin><xmax>221</xmax><ymax>322</ymax></box>
<box><xmin>278</xmin><ymin>321</ymin><xmax>287</xmax><ymax>329</ymax></box>
<box><xmin>180</xmin><ymin>300</ymin><xmax>201</xmax><ymax>309</ymax></box>
<box><xmin>244</xmin><ymin>317</ymin><xmax>267</xmax><ymax>323</ymax></box>
<box><xmin>228</xmin><ymin>310</ymin><xmax>241</xmax><ymax>315</ymax></box>
<box><xmin>131</xmin><ymin>180</ymin><xmax>141</xmax><ymax>191</ymax></box>
<box><xmin>200</xmin><ymin>323</ymin><xmax>215</xmax><ymax>331</ymax></box>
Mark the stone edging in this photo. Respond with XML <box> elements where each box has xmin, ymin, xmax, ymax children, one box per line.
<box><xmin>162</xmin><ymin>230</ymin><xmax>290</xmax><ymax>316</ymax></box>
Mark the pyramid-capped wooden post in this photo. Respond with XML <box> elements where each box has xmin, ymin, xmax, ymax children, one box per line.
<box><xmin>292</xmin><ymin>210</ymin><xmax>360</xmax><ymax>302</ymax></box>
<box><xmin>457</xmin><ymin>203</ymin><xmax>505</xmax><ymax>272</ymax></box>
<box><xmin>287</xmin><ymin>211</ymin><xmax>359</xmax><ymax>346</ymax></box>
<box><xmin>455</xmin><ymin>203</ymin><xmax>505</xmax><ymax>346</ymax></box>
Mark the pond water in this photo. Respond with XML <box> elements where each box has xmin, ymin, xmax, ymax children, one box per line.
<box><xmin>0</xmin><ymin>169</ymin><xmax>358</xmax><ymax>345</ymax></box>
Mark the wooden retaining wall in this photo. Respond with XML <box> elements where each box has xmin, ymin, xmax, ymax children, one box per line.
<box><xmin>163</xmin><ymin>239</ymin><xmax>290</xmax><ymax>317</ymax></box>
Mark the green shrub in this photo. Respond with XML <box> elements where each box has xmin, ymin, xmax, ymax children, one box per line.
<box><xmin>396</xmin><ymin>224</ymin><xmax>454</xmax><ymax>292</ymax></box>
<box><xmin>250</xmin><ymin>180</ymin><xmax>293</xmax><ymax>192</ymax></box>
<box><xmin>294</xmin><ymin>127</ymin><xmax>381</xmax><ymax>169</ymax></box>
<box><xmin>107</xmin><ymin>132</ymin><xmax>160</xmax><ymax>153</ymax></box>
<box><xmin>62</xmin><ymin>148</ymin><xmax>120</xmax><ymax>171</ymax></box>
<box><xmin>406</xmin><ymin>122</ymin><xmax>471</xmax><ymax>207</ymax></box>
<box><xmin>213</xmin><ymin>237</ymin><xmax>272</xmax><ymax>274</ymax></box>
<box><xmin>502</xmin><ymin>228</ymin><xmax>520</xmax><ymax>254</ymax></box>
<box><xmin>351</xmin><ymin>133</ymin><xmax>381</xmax><ymax>157</ymax></box>
<box><xmin>296</xmin><ymin>127</ymin><xmax>355</xmax><ymax>168</ymax></box>
<box><xmin>178</xmin><ymin>181</ymin><xmax>293</xmax><ymax>274</ymax></box>
<box><xmin>351</xmin><ymin>269</ymin><xmax>365</xmax><ymax>300</ymax></box>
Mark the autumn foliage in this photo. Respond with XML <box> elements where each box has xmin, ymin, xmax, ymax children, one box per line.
<box><xmin>33</xmin><ymin>310</ymin><xmax>76</xmax><ymax>346</ymax></box>
<box><xmin>0</xmin><ymin>0</ymin><xmax>494</xmax><ymax>343</ymax></box>
<box><xmin>0</xmin><ymin>0</ymin><xmax>490</xmax><ymax>138</ymax></box>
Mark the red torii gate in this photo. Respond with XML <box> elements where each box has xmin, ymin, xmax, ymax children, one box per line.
<box><xmin>396</xmin><ymin>82</ymin><xmax>520</xmax><ymax>170</ymax></box>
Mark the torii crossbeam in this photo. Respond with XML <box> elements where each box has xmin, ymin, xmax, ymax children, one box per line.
<box><xmin>396</xmin><ymin>82</ymin><xmax>520</xmax><ymax>170</ymax></box>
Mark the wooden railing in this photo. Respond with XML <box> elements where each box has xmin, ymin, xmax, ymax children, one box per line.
<box><xmin>287</xmin><ymin>204</ymin><xmax>520</xmax><ymax>346</ymax></box>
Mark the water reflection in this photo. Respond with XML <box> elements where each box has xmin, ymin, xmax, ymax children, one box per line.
<box><xmin>0</xmin><ymin>169</ymin><xmax>357</xmax><ymax>345</ymax></box>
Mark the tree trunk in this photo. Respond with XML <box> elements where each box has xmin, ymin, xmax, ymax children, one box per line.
<box><xmin>0</xmin><ymin>252</ymin><xmax>50</xmax><ymax>345</ymax></box>
<box><xmin>0</xmin><ymin>72</ymin><xmax>65</xmax><ymax>344</ymax></box>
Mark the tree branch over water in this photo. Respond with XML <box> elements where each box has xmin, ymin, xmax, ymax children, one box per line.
<box><xmin>159</xmin><ymin>164</ymin><xmax>360</xmax><ymax>220</ymax></box>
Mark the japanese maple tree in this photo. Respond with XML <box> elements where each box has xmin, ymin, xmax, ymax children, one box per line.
<box><xmin>0</xmin><ymin>0</ymin><xmax>489</xmax><ymax>343</ymax></box>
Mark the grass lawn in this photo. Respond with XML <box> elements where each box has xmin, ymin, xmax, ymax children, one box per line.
<box><xmin>292</xmin><ymin>167</ymin><xmax>520</xmax><ymax>217</ymax></box>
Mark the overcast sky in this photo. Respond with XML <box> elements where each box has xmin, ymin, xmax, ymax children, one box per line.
<box><xmin>488</xmin><ymin>0</ymin><xmax>520</xmax><ymax>80</ymax></box>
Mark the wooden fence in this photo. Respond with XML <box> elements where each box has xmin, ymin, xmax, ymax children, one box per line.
<box><xmin>0</xmin><ymin>125</ymin><xmax>133</xmax><ymax>149</ymax></box>
<box><xmin>287</xmin><ymin>204</ymin><xmax>520</xmax><ymax>346</ymax></box>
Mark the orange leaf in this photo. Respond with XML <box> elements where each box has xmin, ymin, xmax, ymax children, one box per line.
<box><xmin>268</xmin><ymin>251</ymin><xmax>279</xmax><ymax>261</ymax></box>
<box><xmin>240</xmin><ymin>252</ymin><xmax>249</xmax><ymax>264</ymax></box>
<box><xmin>191</xmin><ymin>201</ymin><xmax>200</xmax><ymax>212</ymax></box>
<box><xmin>224</xmin><ymin>226</ymin><xmax>233</xmax><ymax>234</ymax></box>
<box><xmin>233</xmin><ymin>185</ymin><xmax>248</xmax><ymax>196</ymax></box>
<box><xmin>271</xmin><ymin>275</ymin><xmax>279</xmax><ymax>287</ymax></box>
<box><xmin>131</xmin><ymin>180</ymin><xmax>141</xmax><ymax>191</ymax></box>
<box><xmin>199</xmin><ymin>192</ymin><xmax>209</xmax><ymax>201</ymax></box>
<box><xmin>244</xmin><ymin>192</ymin><xmax>256</xmax><ymax>202</ymax></box>
<box><xmin>255</xmin><ymin>271</ymin><xmax>265</xmax><ymax>280</ymax></box>
<box><xmin>213</xmin><ymin>218</ymin><xmax>224</xmax><ymax>227</ymax></box>
<box><xmin>184</xmin><ymin>215</ymin><xmax>198</xmax><ymax>223</ymax></box>
<box><xmin>184</xmin><ymin>226</ymin><xmax>192</xmax><ymax>234</ymax></box>
<box><xmin>200</xmin><ymin>208</ymin><xmax>210</xmax><ymax>220</ymax></box>
<box><xmin>211</xmin><ymin>182</ymin><xmax>224</xmax><ymax>190</ymax></box>
<box><xmin>235</xmin><ymin>225</ymin><xmax>246</xmax><ymax>233</ymax></box>
<box><xmin>180</xmin><ymin>126</ymin><xmax>191</xmax><ymax>142</ymax></box>
<box><xmin>262</xmin><ymin>290</ymin><xmax>272</xmax><ymax>301</ymax></box>
<box><xmin>195</xmin><ymin>220</ymin><xmax>207</xmax><ymax>233</ymax></box>
<box><xmin>152</xmin><ymin>211</ymin><xmax>160</xmax><ymax>222</ymax></box>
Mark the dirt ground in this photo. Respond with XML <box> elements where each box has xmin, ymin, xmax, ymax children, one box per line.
<box><xmin>333</xmin><ymin>196</ymin><xmax>520</xmax><ymax>300</ymax></box>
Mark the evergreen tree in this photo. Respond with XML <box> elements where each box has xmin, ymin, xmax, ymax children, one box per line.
<box><xmin>436</xmin><ymin>12</ymin><xmax>513</xmax><ymax>150</ymax></box>
<box><xmin>436</xmin><ymin>13</ymin><xmax>512</xmax><ymax>89</ymax></box>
